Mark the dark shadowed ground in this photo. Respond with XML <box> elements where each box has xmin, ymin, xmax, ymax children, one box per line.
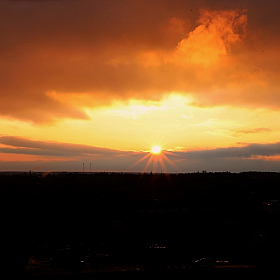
<box><xmin>1</xmin><ymin>171</ymin><xmax>280</xmax><ymax>277</ymax></box>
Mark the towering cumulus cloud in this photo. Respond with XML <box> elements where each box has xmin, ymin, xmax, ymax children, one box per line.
<box><xmin>174</xmin><ymin>9</ymin><xmax>247</xmax><ymax>65</ymax></box>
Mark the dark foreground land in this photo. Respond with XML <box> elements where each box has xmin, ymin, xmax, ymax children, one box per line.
<box><xmin>1</xmin><ymin>171</ymin><xmax>280</xmax><ymax>277</ymax></box>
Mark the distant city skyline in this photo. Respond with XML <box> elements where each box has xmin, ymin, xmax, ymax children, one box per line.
<box><xmin>1</xmin><ymin>0</ymin><xmax>280</xmax><ymax>173</ymax></box>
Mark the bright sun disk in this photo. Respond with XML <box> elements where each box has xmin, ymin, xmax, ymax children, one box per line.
<box><xmin>152</xmin><ymin>146</ymin><xmax>161</xmax><ymax>154</ymax></box>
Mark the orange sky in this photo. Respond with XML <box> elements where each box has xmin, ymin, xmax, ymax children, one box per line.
<box><xmin>1</xmin><ymin>0</ymin><xmax>280</xmax><ymax>172</ymax></box>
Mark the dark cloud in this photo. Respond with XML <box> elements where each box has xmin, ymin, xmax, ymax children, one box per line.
<box><xmin>1</xmin><ymin>136</ymin><xmax>280</xmax><ymax>172</ymax></box>
<box><xmin>177</xmin><ymin>143</ymin><xmax>280</xmax><ymax>160</ymax></box>
<box><xmin>0</xmin><ymin>135</ymin><xmax>132</xmax><ymax>157</ymax></box>
<box><xmin>1</xmin><ymin>0</ymin><xmax>280</xmax><ymax>123</ymax></box>
<box><xmin>168</xmin><ymin>142</ymin><xmax>280</xmax><ymax>172</ymax></box>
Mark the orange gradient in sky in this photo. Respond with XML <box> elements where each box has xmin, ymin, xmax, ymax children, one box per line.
<box><xmin>1</xmin><ymin>94</ymin><xmax>280</xmax><ymax>153</ymax></box>
<box><xmin>1</xmin><ymin>1</ymin><xmax>280</xmax><ymax>172</ymax></box>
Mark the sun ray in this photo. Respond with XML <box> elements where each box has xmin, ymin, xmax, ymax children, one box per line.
<box><xmin>129</xmin><ymin>152</ymin><xmax>151</xmax><ymax>170</ymax></box>
<box><xmin>128</xmin><ymin>145</ymin><xmax>181</xmax><ymax>174</ymax></box>
<box><xmin>142</xmin><ymin>153</ymin><xmax>155</xmax><ymax>173</ymax></box>
<box><xmin>161</xmin><ymin>152</ymin><xmax>177</xmax><ymax>167</ymax></box>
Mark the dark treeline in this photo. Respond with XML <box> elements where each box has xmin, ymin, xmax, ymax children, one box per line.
<box><xmin>1</xmin><ymin>171</ymin><xmax>280</xmax><ymax>276</ymax></box>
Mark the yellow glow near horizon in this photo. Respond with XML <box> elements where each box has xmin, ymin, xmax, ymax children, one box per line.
<box><xmin>1</xmin><ymin>93</ymin><xmax>280</xmax><ymax>155</ymax></box>
<box><xmin>151</xmin><ymin>146</ymin><xmax>162</xmax><ymax>154</ymax></box>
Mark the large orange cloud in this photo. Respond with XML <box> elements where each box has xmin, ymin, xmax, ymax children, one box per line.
<box><xmin>0</xmin><ymin>0</ymin><xmax>280</xmax><ymax>123</ymax></box>
<box><xmin>172</xmin><ymin>9</ymin><xmax>247</xmax><ymax>65</ymax></box>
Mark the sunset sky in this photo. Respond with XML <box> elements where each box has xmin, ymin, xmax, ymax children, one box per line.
<box><xmin>1</xmin><ymin>0</ymin><xmax>280</xmax><ymax>173</ymax></box>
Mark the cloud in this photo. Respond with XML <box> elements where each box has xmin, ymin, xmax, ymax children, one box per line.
<box><xmin>0</xmin><ymin>135</ymin><xmax>149</xmax><ymax>172</ymax></box>
<box><xmin>1</xmin><ymin>135</ymin><xmax>280</xmax><ymax>172</ymax></box>
<box><xmin>231</xmin><ymin>127</ymin><xmax>271</xmax><ymax>136</ymax></box>
<box><xmin>179</xmin><ymin>142</ymin><xmax>280</xmax><ymax>160</ymax></box>
<box><xmin>168</xmin><ymin>142</ymin><xmax>280</xmax><ymax>172</ymax></box>
<box><xmin>0</xmin><ymin>135</ymin><xmax>132</xmax><ymax>157</ymax></box>
<box><xmin>172</xmin><ymin>9</ymin><xmax>247</xmax><ymax>66</ymax></box>
<box><xmin>1</xmin><ymin>0</ymin><xmax>280</xmax><ymax>123</ymax></box>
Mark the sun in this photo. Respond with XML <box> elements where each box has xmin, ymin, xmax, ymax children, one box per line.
<box><xmin>130</xmin><ymin>144</ymin><xmax>175</xmax><ymax>173</ymax></box>
<box><xmin>151</xmin><ymin>145</ymin><xmax>162</xmax><ymax>154</ymax></box>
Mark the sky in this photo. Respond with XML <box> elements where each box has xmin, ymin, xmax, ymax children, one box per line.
<box><xmin>1</xmin><ymin>0</ymin><xmax>280</xmax><ymax>173</ymax></box>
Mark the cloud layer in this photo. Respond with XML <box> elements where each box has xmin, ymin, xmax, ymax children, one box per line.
<box><xmin>1</xmin><ymin>136</ymin><xmax>279</xmax><ymax>172</ymax></box>
<box><xmin>1</xmin><ymin>0</ymin><xmax>280</xmax><ymax>123</ymax></box>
